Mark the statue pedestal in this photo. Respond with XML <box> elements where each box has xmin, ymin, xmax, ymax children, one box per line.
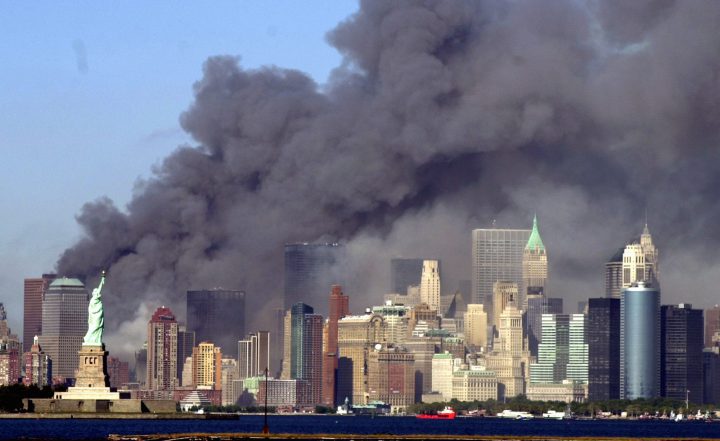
<box><xmin>55</xmin><ymin>344</ymin><xmax>120</xmax><ymax>400</ymax></box>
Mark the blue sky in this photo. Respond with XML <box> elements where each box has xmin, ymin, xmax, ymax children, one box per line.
<box><xmin>0</xmin><ymin>1</ymin><xmax>358</xmax><ymax>333</ymax></box>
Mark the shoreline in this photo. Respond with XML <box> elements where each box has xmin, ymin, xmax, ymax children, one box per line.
<box><xmin>0</xmin><ymin>412</ymin><xmax>239</xmax><ymax>420</ymax></box>
<box><xmin>106</xmin><ymin>433</ymin><xmax>720</xmax><ymax>441</ymax></box>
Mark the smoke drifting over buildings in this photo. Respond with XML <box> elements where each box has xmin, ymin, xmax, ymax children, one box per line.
<box><xmin>57</xmin><ymin>1</ymin><xmax>720</xmax><ymax>347</ymax></box>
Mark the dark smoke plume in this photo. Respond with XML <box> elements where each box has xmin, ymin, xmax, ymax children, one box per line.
<box><xmin>58</xmin><ymin>0</ymin><xmax>720</xmax><ymax>355</ymax></box>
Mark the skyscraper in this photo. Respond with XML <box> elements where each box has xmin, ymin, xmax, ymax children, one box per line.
<box><xmin>0</xmin><ymin>304</ymin><xmax>20</xmax><ymax>352</ymax></box>
<box><xmin>530</xmin><ymin>314</ymin><xmax>570</xmax><ymax>384</ymax></box>
<box><xmin>238</xmin><ymin>331</ymin><xmax>271</xmax><ymax>379</ymax></box>
<box><xmin>464</xmin><ymin>304</ymin><xmax>488</xmax><ymax>350</ymax></box>
<box><xmin>23</xmin><ymin>274</ymin><xmax>56</xmax><ymax>354</ymax></box>
<box><xmin>146</xmin><ymin>306</ymin><xmax>178</xmax><ymax>391</ymax></box>
<box><xmin>367</xmin><ymin>346</ymin><xmax>415</xmax><ymax>410</ymax></box>
<box><xmin>192</xmin><ymin>342</ymin><xmax>222</xmax><ymax>389</ymax></box>
<box><xmin>177</xmin><ymin>326</ymin><xmax>195</xmax><ymax>386</ymax></box>
<box><xmin>38</xmin><ymin>278</ymin><xmax>88</xmax><ymax>381</ymax></box>
<box><xmin>284</xmin><ymin>243</ymin><xmax>345</xmax><ymax>316</ymax></box>
<box><xmin>587</xmin><ymin>297</ymin><xmax>621</xmax><ymax>401</ymax></box>
<box><xmin>526</xmin><ymin>295</ymin><xmax>563</xmax><ymax>357</ymax></box>
<box><xmin>485</xmin><ymin>298</ymin><xmax>531</xmax><ymax>400</ymax></box>
<box><xmin>420</xmin><ymin>260</ymin><xmax>441</xmax><ymax>312</ymax></box>
<box><xmin>23</xmin><ymin>336</ymin><xmax>51</xmax><ymax>387</ymax></box>
<box><xmin>661</xmin><ymin>304</ymin><xmax>703</xmax><ymax>404</ymax></box>
<box><xmin>285</xmin><ymin>303</ymin><xmax>323</xmax><ymax>405</ymax></box>
<box><xmin>621</xmin><ymin>224</ymin><xmax>659</xmax><ymax>289</ymax></box>
<box><xmin>390</xmin><ymin>258</ymin><xmax>425</xmax><ymax>294</ymax></box>
<box><xmin>620</xmin><ymin>281</ymin><xmax>660</xmax><ymax>399</ymax></box>
<box><xmin>705</xmin><ymin>305</ymin><xmax>720</xmax><ymax>348</ymax></box>
<box><xmin>604</xmin><ymin>248</ymin><xmax>624</xmax><ymax>299</ymax></box>
<box><xmin>186</xmin><ymin>289</ymin><xmax>245</xmax><ymax>359</ymax></box>
<box><xmin>472</xmin><ymin>226</ymin><xmax>531</xmax><ymax>325</ymax></box>
<box><xmin>337</xmin><ymin>313</ymin><xmax>385</xmax><ymax>404</ymax></box>
<box><xmin>521</xmin><ymin>215</ymin><xmax>547</xmax><ymax>309</ymax></box>
<box><xmin>492</xmin><ymin>281</ymin><xmax>518</xmax><ymax>334</ymax></box>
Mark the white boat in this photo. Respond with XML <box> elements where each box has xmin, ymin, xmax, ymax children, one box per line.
<box><xmin>542</xmin><ymin>409</ymin><xmax>567</xmax><ymax>420</ymax></box>
<box><xmin>497</xmin><ymin>409</ymin><xmax>534</xmax><ymax>420</ymax></box>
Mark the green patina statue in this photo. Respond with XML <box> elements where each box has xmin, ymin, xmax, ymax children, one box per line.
<box><xmin>83</xmin><ymin>270</ymin><xmax>106</xmax><ymax>346</ymax></box>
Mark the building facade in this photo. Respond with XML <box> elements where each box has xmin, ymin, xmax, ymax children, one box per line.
<box><xmin>485</xmin><ymin>301</ymin><xmax>532</xmax><ymax>400</ymax></box>
<box><xmin>452</xmin><ymin>367</ymin><xmax>498</xmax><ymax>402</ymax></box>
<box><xmin>23</xmin><ymin>336</ymin><xmax>51</xmax><ymax>387</ymax></box>
<box><xmin>706</xmin><ymin>305</ymin><xmax>720</xmax><ymax>348</ymax></box>
<box><xmin>420</xmin><ymin>260</ymin><xmax>441</xmax><ymax>313</ymax></box>
<box><xmin>177</xmin><ymin>326</ymin><xmax>195</xmax><ymax>386</ymax></box>
<box><xmin>621</xmin><ymin>224</ymin><xmax>659</xmax><ymax>289</ymax></box>
<box><xmin>323</xmin><ymin>285</ymin><xmax>349</xmax><ymax>406</ymax></box>
<box><xmin>472</xmin><ymin>227</ymin><xmax>531</xmax><ymax>323</ymax></box>
<box><xmin>587</xmin><ymin>298</ymin><xmax>621</xmax><ymax>401</ymax></box>
<box><xmin>284</xmin><ymin>303</ymin><xmax>323</xmax><ymax>405</ymax></box>
<box><xmin>367</xmin><ymin>346</ymin><xmax>415</xmax><ymax>411</ymax></box>
<box><xmin>107</xmin><ymin>356</ymin><xmax>130</xmax><ymax>388</ymax></box>
<box><xmin>492</xmin><ymin>281</ymin><xmax>519</xmax><ymax>335</ymax></box>
<box><xmin>620</xmin><ymin>282</ymin><xmax>660</xmax><ymax>399</ymax></box>
<box><xmin>283</xmin><ymin>242</ymin><xmax>345</xmax><ymax>316</ymax></box>
<box><xmin>464</xmin><ymin>304</ymin><xmax>488</xmax><ymax>350</ymax></box>
<box><xmin>660</xmin><ymin>304</ymin><xmax>703</xmax><ymax>404</ymax></box>
<box><xmin>526</xmin><ymin>295</ymin><xmax>563</xmax><ymax>357</ymax></box>
<box><xmin>337</xmin><ymin>314</ymin><xmax>385</xmax><ymax>404</ymax></box>
<box><xmin>38</xmin><ymin>278</ymin><xmax>88</xmax><ymax>381</ymax></box>
<box><xmin>23</xmin><ymin>274</ymin><xmax>56</xmax><ymax>354</ymax></box>
<box><xmin>192</xmin><ymin>342</ymin><xmax>222</xmax><ymax>389</ymax></box>
<box><xmin>146</xmin><ymin>306</ymin><xmax>178</xmax><ymax>391</ymax></box>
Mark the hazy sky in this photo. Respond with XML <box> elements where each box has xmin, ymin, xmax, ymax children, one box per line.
<box><xmin>0</xmin><ymin>1</ymin><xmax>358</xmax><ymax>333</ymax></box>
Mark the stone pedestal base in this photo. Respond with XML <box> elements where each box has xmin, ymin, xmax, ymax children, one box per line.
<box><xmin>55</xmin><ymin>344</ymin><xmax>116</xmax><ymax>400</ymax></box>
<box><xmin>75</xmin><ymin>344</ymin><xmax>109</xmax><ymax>388</ymax></box>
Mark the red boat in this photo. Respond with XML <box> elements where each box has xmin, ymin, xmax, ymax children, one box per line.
<box><xmin>416</xmin><ymin>406</ymin><xmax>457</xmax><ymax>420</ymax></box>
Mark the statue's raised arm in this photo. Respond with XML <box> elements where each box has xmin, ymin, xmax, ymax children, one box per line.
<box><xmin>83</xmin><ymin>271</ymin><xmax>106</xmax><ymax>346</ymax></box>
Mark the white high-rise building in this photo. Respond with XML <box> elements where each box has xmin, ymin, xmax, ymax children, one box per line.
<box><xmin>431</xmin><ymin>353</ymin><xmax>460</xmax><ymax>401</ymax></box>
<box><xmin>621</xmin><ymin>223</ymin><xmax>659</xmax><ymax>289</ymax></box>
<box><xmin>492</xmin><ymin>281</ymin><xmax>518</xmax><ymax>335</ymax></box>
<box><xmin>464</xmin><ymin>304</ymin><xmax>488</xmax><ymax>350</ymax></box>
<box><xmin>420</xmin><ymin>260</ymin><xmax>441</xmax><ymax>312</ymax></box>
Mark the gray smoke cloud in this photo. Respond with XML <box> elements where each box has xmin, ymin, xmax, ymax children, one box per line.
<box><xmin>58</xmin><ymin>0</ymin><xmax>720</xmax><ymax>357</ymax></box>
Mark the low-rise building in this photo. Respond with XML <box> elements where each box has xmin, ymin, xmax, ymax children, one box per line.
<box><xmin>452</xmin><ymin>367</ymin><xmax>498</xmax><ymax>402</ymax></box>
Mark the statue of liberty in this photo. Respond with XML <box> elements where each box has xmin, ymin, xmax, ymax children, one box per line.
<box><xmin>83</xmin><ymin>271</ymin><xmax>106</xmax><ymax>346</ymax></box>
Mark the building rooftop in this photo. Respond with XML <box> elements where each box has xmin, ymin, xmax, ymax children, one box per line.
<box><xmin>49</xmin><ymin>277</ymin><xmax>84</xmax><ymax>287</ymax></box>
<box><xmin>525</xmin><ymin>215</ymin><xmax>545</xmax><ymax>252</ymax></box>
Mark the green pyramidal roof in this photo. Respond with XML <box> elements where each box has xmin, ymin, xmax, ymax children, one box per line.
<box><xmin>526</xmin><ymin>215</ymin><xmax>545</xmax><ymax>252</ymax></box>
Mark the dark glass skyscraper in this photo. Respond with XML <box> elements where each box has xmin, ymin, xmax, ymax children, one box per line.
<box><xmin>621</xmin><ymin>282</ymin><xmax>660</xmax><ymax>399</ymax></box>
<box><xmin>587</xmin><ymin>297</ymin><xmax>621</xmax><ymax>401</ymax></box>
<box><xmin>288</xmin><ymin>303</ymin><xmax>323</xmax><ymax>405</ymax></box>
<box><xmin>186</xmin><ymin>289</ymin><xmax>245</xmax><ymax>359</ymax></box>
<box><xmin>526</xmin><ymin>296</ymin><xmax>563</xmax><ymax>357</ymax></box>
<box><xmin>23</xmin><ymin>274</ymin><xmax>56</xmax><ymax>354</ymax></box>
<box><xmin>661</xmin><ymin>304</ymin><xmax>703</xmax><ymax>403</ymax></box>
<box><xmin>284</xmin><ymin>243</ymin><xmax>344</xmax><ymax>316</ymax></box>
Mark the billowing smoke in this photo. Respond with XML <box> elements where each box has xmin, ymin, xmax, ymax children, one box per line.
<box><xmin>58</xmin><ymin>0</ymin><xmax>720</xmax><ymax>356</ymax></box>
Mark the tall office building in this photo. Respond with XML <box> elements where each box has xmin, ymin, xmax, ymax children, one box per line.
<box><xmin>0</xmin><ymin>304</ymin><xmax>20</xmax><ymax>353</ymax></box>
<box><xmin>526</xmin><ymin>295</ymin><xmax>563</xmax><ymax>357</ymax></box>
<box><xmin>464</xmin><ymin>304</ymin><xmax>488</xmax><ymax>350</ymax></box>
<box><xmin>134</xmin><ymin>343</ymin><xmax>147</xmax><ymax>386</ymax></box>
<box><xmin>367</xmin><ymin>346</ymin><xmax>415</xmax><ymax>410</ymax></box>
<box><xmin>284</xmin><ymin>243</ymin><xmax>345</xmax><ymax>316</ymax></box>
<box><xmin>371</xmin><ymin>302</ymin><xmax>408</xmax><ymax>346</ymax></box>
<box><xmin>177</xmin><ymin>326</ymin><xmax>195</xmax><ymax>386</ymax></box>
<box><xmin>23</xmin><ymin>274</ymin><xmax>56</xmax><ymax>354</ymax></box>
<box><xmin>492</xmin><ymin>281</ymin><xmax>518</xmax><ymax>334</ymax></box>
<box><xmin>621</xmin><ymin>224</ymin><xmax>659</xmax><ymax>289</ymax></box>
<box><xmin>284</xmin><ymin>303</ymin><xmax>323</xmax><ymax>405</ymax></box>
<box><xmin>146</xmin><ymin>306</ymin><xmax>178</xmax><ymax>391</ymax></box>
<box><xmin>472</xmin><ymin>227</ymin><xmax>531</xmax><ymax>325</ymax></box>
<box><xmin>187</xmin><ymin>289</ymin><xmax>245</xmax><ymax>359</ymax></box>
<box><xmin>566</xmin><ymin>314</ymin><xmax>588</xmax><ymax>383</ymax></box>
<box><xmin>485</xmin><ymin>299</ymin><xmax>532</xmax><ymax>400</ymax></box>
<box><xmin>38</xmin><ymin>278</ymin><xmax>88</xmax><ymax>381</ymax></box>
<box><xmin>322</xmin><ymin>284</ymin><xmax>349</xmax><ymax>406</ymax></box>
<box><xmin>390</xmin><ymin>258</ymin><xmax>425</xmax><ymax>294</ymax></box>
<box><xmin>0</xmin><ymin>344</ymin><xmax>19</xmax><ymax>386</ymax></box>
<box><xmin>587</xmin><ymin>298</ymin><xmax>621</xmax><ymax>401</ymax></box>
<box><xmin>530</xmin><ymin>314</ymin><xmax>569</xmax><ymax>384</ymax></box>
<box><xmin>703</xmin><ymin>348</ymin><xmax>720</xmax><ymax>405</ymax></box>
<box><xmin>23</xmin><ymin>336</ymin><xmax>51</xmax><ymax>387</ymax></box>
<box><xmin>420</xmin><ymin>260</ymin><xmax>441</xmax><ymax>313</ymax></box>
<box><xmin>521</xmin><ymin>216</ymin><xmax>547</xmax><ymax>309</ymax></box>
<box><xmin>661</xmin><ymin>304</ymin><xmax>703</xmax><ymax>404</ymax></box>
<box><xmin>620</xmin><ymin>281</ymin><xmax>660</xmax><ymax>399</ymax></box>
<box><xmin>238</xmin><ymin>331</ymin><xmax>271</xmax><ymax>379</ymax></box>
<box><xmin>337</xmin><ymin>313</ymin><xmax>385</xmax><ymax>404</ymax></box>
<box><xmin>604</xmin><ymin>248</ymin><xmax>624</xmax><ymax>299</ymax></box>
<box><xmin>192</xmin><ymin>342</ymin><xmax>222</xmax><ymax>389</ymax></box>
<box><xmin>706</xmin><ymin>305</ymin><xmax>720</xmax><ymax>348</ymax></box>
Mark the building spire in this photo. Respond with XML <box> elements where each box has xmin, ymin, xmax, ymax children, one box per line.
<box><xmin>526</xmin><ymin>214</ymin><xmax>545</xmax><ymax>252</ymax></box>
